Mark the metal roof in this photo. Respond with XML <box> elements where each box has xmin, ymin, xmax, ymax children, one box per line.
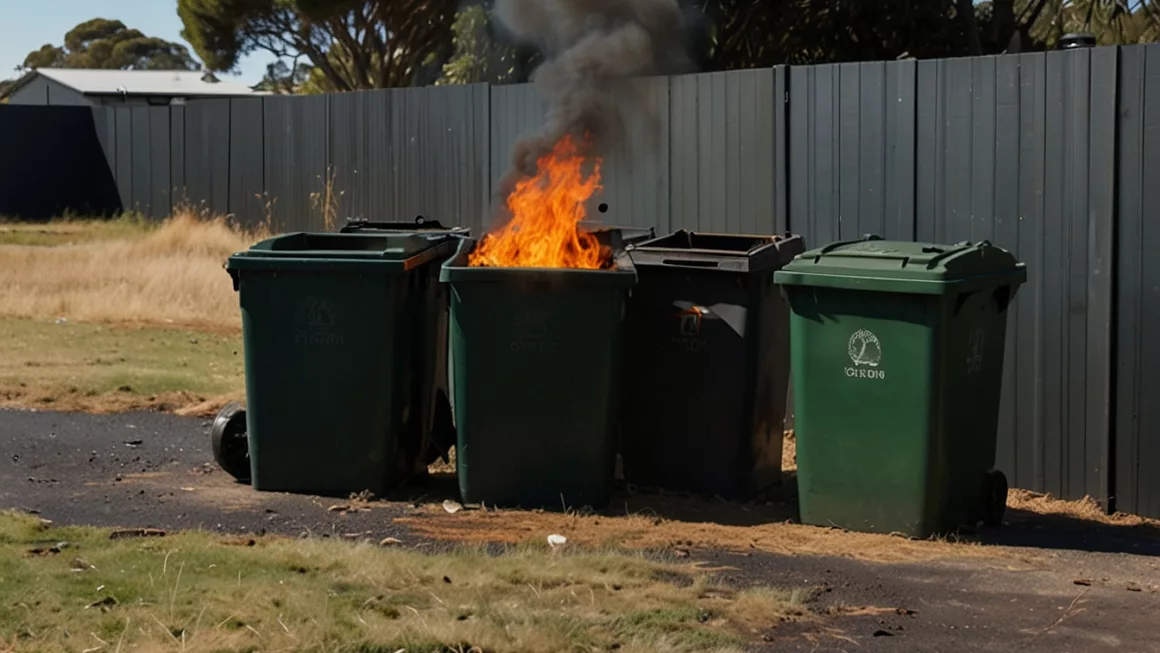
<box><xmin>20</xmin><ymin>68</ymin><xmax>268</xmax><ymax>97</ymax></box>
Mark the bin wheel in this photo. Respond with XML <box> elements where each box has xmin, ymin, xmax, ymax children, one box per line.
<box><xmin>425</xmin><ymin>390</ymin><xmax>456</xmax><ymax>466</ymax></box>
<box><xmin>980</xmin><ymin>469</ymin><xmax>1008</xmax><ymax>527</ymax></box>
<box><xmin>211</xmin><ymin>402</ymin><xmax>250</xmax><ymax>480</ymax></box>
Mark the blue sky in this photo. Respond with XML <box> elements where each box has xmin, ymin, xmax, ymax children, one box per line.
<box><xmin>1</xmin><ymin>0</ymin><xmax>270</xmax><ymax>84</ymax></box>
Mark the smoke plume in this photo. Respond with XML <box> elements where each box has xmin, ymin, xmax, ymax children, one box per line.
<box><xmin>492</xmin><ymin>0</ymin><xmax>691</xmax><ymax>207</ymax></box>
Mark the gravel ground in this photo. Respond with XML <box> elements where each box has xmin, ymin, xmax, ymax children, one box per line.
<box><xmin>3</xmin><ymin>408</ymin><xmax>1158</xmax><ymax>652</ymax></box>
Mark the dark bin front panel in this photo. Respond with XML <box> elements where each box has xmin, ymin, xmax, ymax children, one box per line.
<box><xmin>441</xmin><ymin>240</ymin><xmax>636</xmax><ymax>509</ymax></box>
<box><xmin>620</xmin><ymin>230</ymin><xmax>805</xmax><ymax>499</ymax></box>
<box><xmin>228</xmin><ymin>233</ymin><xmax>456</xmax><ymax>497</ymax></box>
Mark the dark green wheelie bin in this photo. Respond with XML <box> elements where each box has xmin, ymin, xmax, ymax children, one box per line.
<box><xmin>339</xmin><ymin>216</ymin><xmax>468</xmax><ymax>466</ymax></box>
<box><xmin>774</xmin><ymin>235</ymin><xmax>1027</xmax><ymax>538</ymax></box>
<box><xmin>439</xmin><ymin>238</ymin><xmax>636</xmax><ymax>508</ymax></box>
<box><xmin>225</xmin><ymin>231</ymin><xmax>458</xmax><ymax>496</ymax></box>
<box><xmin>620</xmin><ymin>230</ymin><xmax>805</xmax><ymax>499</ymax></box>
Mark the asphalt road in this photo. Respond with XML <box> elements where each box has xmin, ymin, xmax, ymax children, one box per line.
<box><xmin>3</xmin><ymin>408</ymin><xmax>1158</xmax><ymax>652</ymax></box>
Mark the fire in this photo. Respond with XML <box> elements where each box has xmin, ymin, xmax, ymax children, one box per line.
<box><xmin>468</xmin><ymin>135</ymin><xmax>609</xmax><ymax>269</ymax></box>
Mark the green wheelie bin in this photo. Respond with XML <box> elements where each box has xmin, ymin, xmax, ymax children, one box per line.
<box><xmin>439</xmin><ymin>238</ymin><xmax>636</xmax><ymax>509</ymax></box>
<box><xmin>620</xmin><ymin>230</ymin><xmax>805</xmax><ymax>499</ymax></box>
<box><xmin>223</xmin><ymin>231</ymin><xmax>458</xmax><ymax>496</ymax></box>
<box><xmin>774</xmin><ymin>235</ymin><xmax>1027</xmax><ymax>538</ymax></box>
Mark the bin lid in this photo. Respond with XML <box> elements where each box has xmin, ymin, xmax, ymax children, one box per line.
<box><xmin>627</xmin><ymin>230</ymin><xmax>805</xmax><ymax>273</ymax></box>
<box><xmin>227</xmin><ymin>232</ymin><xmax>456</xmax><ymax>273</ymax></box>
<box><xmin>340</xmin><ymin>216</ymin><xmax>469</xmax><ymax>235</ymax></box>
<box><xmin>774</xmin><ymin>235</ymin><xmax>1026</xmax><ymax>294</ymax></box>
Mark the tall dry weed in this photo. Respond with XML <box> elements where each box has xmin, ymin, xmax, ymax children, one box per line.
<box><xmin>0</xmin><ymin>206</ymin><xmax>270</xmax><ymax>330</ymax></box>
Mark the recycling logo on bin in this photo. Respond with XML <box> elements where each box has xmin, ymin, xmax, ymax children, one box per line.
<box><xmin>294</xmin><ymin>297</ymin><xmax>343</xmax><ymax>346</ymax></box>
<box><xmin>845</xmin><ymin>329</ymin><xmax>885</xmax><ymax>380</ymax></box>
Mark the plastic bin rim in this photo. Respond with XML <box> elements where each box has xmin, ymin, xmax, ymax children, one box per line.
<box><xmin>439</xmin><ymin>238</ymin><xmax>637</xmax><ymax>285</ymax></box>
<box><xmin>774</xmin><ymin>265</ymin><xmax>1028</xmax><ymax>295</ymax></box>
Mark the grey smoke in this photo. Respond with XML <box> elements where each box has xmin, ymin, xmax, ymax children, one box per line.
<box><xmin>492</xmin><ymin>0</ymin><xmax>691</xmax><ymax>209</ymax></box>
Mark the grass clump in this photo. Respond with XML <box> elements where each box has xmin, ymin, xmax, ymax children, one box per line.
<box><xmin>0</xmin><ymin>512</ymin><xmax>802</xmax><ymax>653</ymax></box>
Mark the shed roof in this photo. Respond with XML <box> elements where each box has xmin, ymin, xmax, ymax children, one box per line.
<box><xmin>8</xmin><ymin>69</ymin><xmax>268</xmax><ymax>98</ymax></box>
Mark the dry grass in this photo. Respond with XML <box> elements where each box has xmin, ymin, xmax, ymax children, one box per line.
<box><xmin>0</xmin><ymin>511</ymin><xmax>806</xmax><ymax>653</ymax></box>
<box><xmin>0</xmin><ymin>206</ymin><xmax>269</xmax><ymax>331</ymax></box>
<box><xmin>1006</xmin><ymin>489</ymin><xmax>1160</xmax><ymax>528</ymax></box>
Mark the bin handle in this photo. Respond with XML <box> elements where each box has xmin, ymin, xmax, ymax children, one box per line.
<box><xmin>816</xmin><ymin>234</ymin><xmax>882</xmax><ymax>256</ymax></box>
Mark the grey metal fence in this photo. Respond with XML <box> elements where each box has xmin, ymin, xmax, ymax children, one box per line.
<box><xmin>9</xmin><ymin>44</ymin><xmax>1160</xmax><ymax>517</ymax></box>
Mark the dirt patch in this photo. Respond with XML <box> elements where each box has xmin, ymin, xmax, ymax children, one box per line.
<box><xmin>0</xmin><ymin>384</ymin><xmax>240</xmax><ymax>417</ymax></box>
<box><xmin>396</xmin><ymin>500</ymin><xmax>1022</xmax><ymax>566</ymax></box>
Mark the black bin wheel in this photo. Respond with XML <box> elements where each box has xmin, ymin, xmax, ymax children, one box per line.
<box><xmin>980</xmin><ymin>469</ymin><xmax>1008</xmax><ymax>527</ymax></box>
<box><xmin>211</xmin><ymin>402</ymin><xmax>250</xmax><ymax>480</ymax></box>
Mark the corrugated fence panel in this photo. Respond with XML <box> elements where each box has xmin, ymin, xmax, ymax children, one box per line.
<box><xmin>389</xmin><ymin>84</ymin><xmax>490</xmax><ymax>234</ymax></box>
<box><xmin>330</xmin><ymin>89</ymin><xmax>391</xmax><ymax>223</ymax></box>
<box><xmin>669</xmin><ymin>69</ymin><xmax>780</xmax><ymax>235</ymax></box>
<box><xmin>1116</xmin><ymin>44</ymin><xmax>1160</xmax><ymax>518</ymax></box>
<box><xmin>487</xmin><ymin>82</ymin><xmax>548</xmax><ymax>232</ymax></box>
<box><xmin>114</xmin><ymin>107</ymin><xmax>132</xmax><ymax>211</ymax></box>
<box><xmin>264</xmin><ymin>95</ymin><xmax>329</xmax><ymax>232</ymax></box>
<box><xmin>228</xmin><ymin>98</ymin><xmax>265</xmax><ymax>228</ymax></box>
<box><xmin>789</xmin><ymin>60</ymin><xmax>916</xmax><ymax>246</ymax></box>
<box><xmin>170</xmin><ymin>106</ymin><xmax>185</xmax><ymax>203</ymax></box>
<box><xmin>591</xmin><ymin>77</ymin><xmax>670</xmax><ymax>232</ymax></box>
<box><xmin>184</xmin><ymin>99</ymin><xmax>230</xmax><ymax>215</ymax></box>
<box><xmin>91</xmin><ymin>107</ymin><xmax>115</xmax><ymax>180</ymax></box>
<box><xmin>913</xmin><ymin>48</ymin><xmax>1115</xmax><ymax>502</ymax></box>
<box><xmin>148</xmin><ymin>107</ymin><xmax>171</xmax><ymax>219</ymax></box>
<box><xmin>130</xmin><ymin>107</ymin><xmax>152</xmax><ymax>216</ymax></box>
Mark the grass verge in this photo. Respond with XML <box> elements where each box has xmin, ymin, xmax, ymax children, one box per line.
<box><xmin>0</xmin><ymin>317</ymin><xmax>243</xmax><ymax>416</ymax></box>
<box><xmin>0</xmin><ymin>512</ymin><xmax>804</xmax><ymax>653</ymax></box>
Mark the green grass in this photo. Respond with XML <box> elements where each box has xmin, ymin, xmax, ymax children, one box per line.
<box><xmin>0</xmin><ymin>512</ymin><xmax>801</xmax><ymax>653</ymax></box>
<box><xmin>0</xmin><ymin>214</ymin><xmax>153</xmax><ymax>247</ymax></box>
<box><xmin>0</xmin><ymin>317</ymin><xmax>243</xmax><ymax>412</ymax></box>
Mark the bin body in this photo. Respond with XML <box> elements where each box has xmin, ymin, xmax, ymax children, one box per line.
<box><xmin>338</xmin><ymin>218</ymin><xmax>468</xmax><ymax>463</ymax></box>
<box><xmin>227</xmin><ymin>232</ymin><xmax>457</xmax><ymax>496</ymax></box>
<box><xmin>620</xmin><ymin>231</ymin><xmax>805</xmax><ymax>499</ymax></box>
<box><xmin>774</xmin><ymin>236</ymin><xmax>1026</xmax><ymax>537</ymax></box>
<box><xmin>440</xmin><ymin>239</ymin><xmax>636</xmax><ymax>508</ymax></box>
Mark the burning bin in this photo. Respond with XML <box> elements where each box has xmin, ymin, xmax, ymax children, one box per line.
<box><xmin>619</xmin><ymin>230</ymin><xmax>806</xmax><ymax>499</ymax></box>
<box><xmin>338</xmin><ymin>216</ymin><xmax>469</xmax><ymax>465</ymax></box>
<box><xmin>774</xmin><ymin>236</ymin><xmax>1027</xmax><ymax>537</ymax></box>
<box><xmin>439</xmin><ymin>238</ymin><xmax>636</xmax><ymax>508</ymax></box>
<box><xmin>224</xmin><ymin>231</ymin><xmax>458</xmax><ymax>496</ymax></box>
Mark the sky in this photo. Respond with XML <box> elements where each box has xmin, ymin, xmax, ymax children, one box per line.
<box><xmin>0</xmin><ymin>0</ymin><xmax>270</xmax><ymax>85</ymax></box>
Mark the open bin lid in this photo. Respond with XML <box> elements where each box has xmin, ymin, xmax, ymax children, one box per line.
<box><xmin>626</xmin><ymin>229</ymin><xmax>805</xmax><ymax>273</ymax></box>
<box><xmin>341</xmin><ymin>215</ymin><xmax>469</xmax><ymax>235</ymax></box>
<box><xmin>227</xmin><ymin>232</ymin><xmax>456</xmax><ymax>274</ymax></box>
<box><xmin>578</xmin><ymin>222</ymin><xmax>656</xmax><ymax>252</ymax></box>
<box><xmin>774</xmin><ymin>235</ymin><xmax>1027</xmax><ymax>295</ymax></box>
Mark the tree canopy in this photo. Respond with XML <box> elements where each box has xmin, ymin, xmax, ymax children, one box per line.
<box><xmin>18</xmin><ymin>18</ymin><xmax>200</xmax><ymax>71</ymax></box>
<box><xmin>178</xmin><ymin>0</ymin><xmax>459</xmax><ymax>92</ymax></box>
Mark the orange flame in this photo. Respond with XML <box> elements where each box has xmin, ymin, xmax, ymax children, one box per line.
<box><xmin>468</xmin><ymin>135</ymin><xmax>609</xmax><ymax>269</ymax></box>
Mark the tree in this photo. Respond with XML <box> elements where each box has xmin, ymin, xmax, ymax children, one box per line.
<box><xmin>254</xmin><ymin>58</ymin><xmax>315</xmax><ymax>93</ymax></box>
<box><xmin>436</xmin><ymin>3</ymin><xmax>540</xmax><ymax>85</ymax></box>
<box><xmin>178</xmin><ymin>0</ymin><xmax>459</xmax><ymax>91</ymax></box>
<box><xmin>17</xmin><ymin>18</ymin><xmax>200</xmax><ymax>71</ymax></box>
